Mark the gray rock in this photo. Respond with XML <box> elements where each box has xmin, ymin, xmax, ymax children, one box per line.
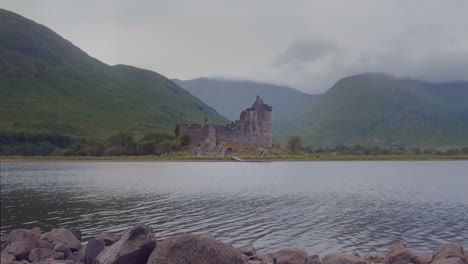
<box><xmin>3</xmin><ymin>229</ymin><xmax>40</xmax><ymax>260</ymax></box>
<box><xmin>42</xmin><ymin>229</ymin><xmax>81</xmax><ymax>251</ymax></box>
<box><xmin>28</xmin><ymin>248</ymin><xmax>63</xmax><ymax>262</ymax></box>
<box><xmin>35</xmin><ymin>260</ymin><xmax>75</xmax><ymax>264</ymax></box>
<box><xmin>307</xmin><ymin>255</ymin><xmax>322</xmax><ymax>264</ymax></box>
<box><xmin>84</xmin><ymin>239</ymin><xmax>105</xmax><ymax>264</ymax></box>
<box><xmin>431</xmin><ymin>258</ymin><xmax>465</xmax><ymax>264</ymax></box>
<box><xmin>94</xmin><ymin>234</ymin><xmax>120</xmax><ymax>247</ymax></box>
<box><xmin>69</xmin><ymin>248</ymin><xmax>85</xmax><ymax>263</ymax></box>
<box><xmin>251</xmin><ymin>253</ymin><xmax>276</xmax><ymax>264</ymax></box>
<box><xmin>53</xmin><ymin>243</ymin><xmax>71</xmax><ymax>259</ymax></box>
<box><xmin>323</xmin><ymin>253</ymin><xmax>367</xmax><ymax>264</ymax></box>
<box><xmin>384</xmin><ymin>243</ymin><xmax>416</xmax><ymax>264</ymax></box>
<box><xmin>37</xmin><ymin>239</ymin><xmax>54</xmax><ymax>249</ymax></box>
<box><xmin>146</xmin><ymin>233</ymin><xmax>247</xmax><ymax>264</ymax></box>
<box><xmin>415</xmin><ymin>254</ymin><xmax>433</xmax><ymax>264</ymax></box>
<box><xmin>433</xmin><ymin>244</ymin><xmax>466</xmax><ymax>263</ymax></box>
<box><xmin>1</xmin><ymin>233</ymin><xmax>10</xmax><ymax>252</ymax></box>
<box><xmin>239</xmin><ymin>245</ymin><xmax>257</xmax><ymax>257</ymax></box>
<box><xmin>276</xmin><ymin>248</ymin><xmax>308</xmax><ymax>264</ymax></box>
<box><xmin>0</xmin><ymin>253</ymin><xmax>16</xmax><ymax>264</ymax></box>
<box><xmin>94</xmin><ymin>224</ymin><xmax>156</xmax><ymax>264</ymax></box>
<box><xmin>67</xmin><ymin>228</ymin><xmax>82</xmax><ymax>241</ymax></box>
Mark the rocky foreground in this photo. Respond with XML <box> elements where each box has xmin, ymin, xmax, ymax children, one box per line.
<box><xmin>1</xmin><ymin>224</ymin><xmax>467</xmax><ymax>264</ymax></box>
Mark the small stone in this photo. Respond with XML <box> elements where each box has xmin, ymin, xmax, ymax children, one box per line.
<box><xmin>94</xmin><ymin>234</ymin><xmax>121</xmax><ymax>247</ymax></box>
<box><xmin>53</xmin><ymin>243</ymin><xmax>71</xmax><ymax>259</ymax></box>
<box><xmin>239</xmin><ymin>245</ymin><xmax>257</xmax><ymax>257</ymax></box>
<box><xmin>276</xmin><ymin>248</ymin><xmax>308</xmax><ymax>264</ymax></box>
<box><xmin>28</xmin><ymin>248</ymin><xmax>63</xmax><ymax>262</ymax></box>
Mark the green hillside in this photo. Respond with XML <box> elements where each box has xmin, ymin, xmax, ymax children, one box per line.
<box><xmin>0</xmin><ymin>9</ymin><xmax>228</xmax><ymax>139</ymax></box>
<box><xmin>284</xmin><ymin>73</ymin><xmax>468</xmax><ymax>148</ymax></box>
<box><xmin>176</xmin><ymin>74</ymin><xmax>468</xmax><ymax>148</ymax></box>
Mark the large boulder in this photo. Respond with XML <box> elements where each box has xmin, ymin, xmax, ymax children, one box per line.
<box><xmin>42</xmin><ymin>228</ymin><xmax>81</xmax><ymax>251</ymax></box>
<box><xmin>250</xmin><ymin>253</ymin><xmax>277</xmax><ymax>264</ymax></box>
<box><xmin>433</xmin><ymin>244</ymin><xmax>466</xmax><ymax>263</ymax></box>
<box><xmin>84</xmin><ymin>239</ymin><xmax>105</xmax><ymax>264</ymax></box>
<box><xmin>323</xmin><ymin>253</ymin><xmax>367</xmax><ymax>264</ymax></box>
<box><xmin>3</xmin><ymin>229</ymin><xmax>40</xmax><ymax>260</ymax></box>
<box><xmin>28</xmin><ymin>248</ymin><xmax>64</xmax><ymax>262</ymax></box>
<box><xmin>94</xmin><ymin>224</ymin><xmax>156</xmax><ymax>264</ymax></box>
<box><xmin>431</xmin><ymin>258</ymin><xmax>465</xmax><ymax>264</ymax></box>
<box><xmin>276</xmin><ymin>248</ymin><xmax>308</xmax><ymax>264</ymax></box>
<box><xmin>146</xmin><ymin>233</ymin><xmax>248</xmax><ymax>264</ymax></box>
<box><xmin>384</xmin><ymin>243</ymin><xmax>416</xmax><ymax>264</ymax></box>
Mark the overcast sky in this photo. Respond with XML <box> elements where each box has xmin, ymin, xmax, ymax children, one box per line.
<box><xmin>3</xmin><ymin>0</ymin><xmax>468</xmax><ymax>93</ymax></box>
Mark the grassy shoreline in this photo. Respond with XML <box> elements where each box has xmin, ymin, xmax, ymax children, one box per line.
<box><xmin>1</xmin><ymin>154</ymin><xmax>468</xmax><ymax>162</ymax></box>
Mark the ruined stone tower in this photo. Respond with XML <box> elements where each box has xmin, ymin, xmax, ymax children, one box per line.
<box><xmin>175</xmin><ymin>96</ymin><xmax>272</xmax><ymax>149</ymax></box>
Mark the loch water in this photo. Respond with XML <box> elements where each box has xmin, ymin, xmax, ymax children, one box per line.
<box><xmin>1</xmin><ymin>161</ymin><xmax>467</xmax><ymax>255</ymax></box>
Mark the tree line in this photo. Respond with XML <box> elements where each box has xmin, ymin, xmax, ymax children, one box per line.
<box><xmin>0</xmin><ymin>131</ymin><xmax>190</xmax><ymax>156</ymax></box>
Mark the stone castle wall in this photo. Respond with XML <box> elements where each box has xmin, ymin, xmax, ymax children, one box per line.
<box><xmin>175</xmin><ymin>96</ymin><xmax>272</xmax><ymax>149</ymax></box>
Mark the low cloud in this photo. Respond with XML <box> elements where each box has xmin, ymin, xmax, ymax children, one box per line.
<box><xmin>272</xmin><ymin>39</ymin><xmax>338</xmax><ymax>67</ymax></box>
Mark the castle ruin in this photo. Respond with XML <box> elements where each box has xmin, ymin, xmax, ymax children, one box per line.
<box><xmin>175</xmin><ymin>96</ymin><xmax>272</xmax><ymax>150</ymax></box>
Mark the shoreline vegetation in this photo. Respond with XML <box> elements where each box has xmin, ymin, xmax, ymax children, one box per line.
<box><xmin>1</xmin><ymin>131</ymin><xmax>468</xmax><ymax>162</ymax></box>
<box><xmin>1</xmin><ymin>153</ymin><xmax>468</xmax><ymax>162</ymax></box>
<box><xmin>1</xmin><ymin>224</ymin><xmax>467</xmax><ymax>264</ymax></box>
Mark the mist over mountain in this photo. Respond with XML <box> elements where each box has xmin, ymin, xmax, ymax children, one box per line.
<box><xmin>0</xmin><ymin>9</ymin><xmax>227</xmax><ymax>139</ymax></box>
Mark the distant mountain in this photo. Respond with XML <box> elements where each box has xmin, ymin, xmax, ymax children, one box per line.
<box><xmin>175</xmin><ymin>74</ymin><xmax>468</xmax><ymax>148</ymax></box>
<box><xmin>172</xmin><ymin>78</ymin><xmax>318</xmax><ymax>123</ymax></box>
<box><xmin>284</xmin><ymin>73</ymin><xmax>468</xmax><ymax>148</ymax></box>
<box><xmin>0</xmin><ymin>9</ymin><xmax>228</xmax><ymax>139</ymax></box>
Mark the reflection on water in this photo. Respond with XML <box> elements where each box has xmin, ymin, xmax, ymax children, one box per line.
<box><xmin>1</xmin><ymin>161</ymin><xmax>467</xmax><ymax>255</ymax></box>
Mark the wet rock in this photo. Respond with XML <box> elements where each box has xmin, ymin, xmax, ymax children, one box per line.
<box><xmin>28</xmin><ymin>248</ymin><xmax>63</xmax><ymax>262</ymax></box>
<box><xmin>147</xmin><ymin>233</ymin><xmax>247</xmax><ymax>264</ymax></box>
<box><xmin>251</xmin><ymin>253</ymin><xmax>276</xmax><ymax>264</ymax></box>
<box><xmin>276</xmin><ymin>248</ymin><xmax>308</xmax><ymax>264</ymax></box>
<box><xmin>239</xmin><ymin>245</ymin><xmax>257</xmax><ymax>257</ymax></box>
<box><xmin>307</xmin><ymin>255</ymin><xmax>322</xmax><ymax>264</ymax></box>
<box><xmin>42</xmin><ymin>228</ymin><xmax>81</xmax><ymax>251</ymax></box>
<box><xmin>67</xmin><ymin>228</ymin><xmax>82</xmax><ymax>241</ymax></box>
<box><xmin>433</xmin><ymin>244</ymin><xmax>466</xmax><ymax>263</ymax></box>
<box><xmin>323</xmin><ymin>253</ymin><xmax>367</xmax><ymax>264</ymax></box>
<box><xmin>94</xmin><ymin>234</ymin><xmax>121</xmax><ymax>247</ymax></box>
<box><xmin>384</xmin><ymin>243</ymin><xmax>416</xmax><ymax>264</ymax></box>
<box><xmin>0</xmin><ymin>253</ymin><xmax>16</xmax><ymax>264</ymax></box>
<box><xmin>53</xmin><ymin>243</ymin><xmax>71</xmax><ymax>259</ymax></box>
<box><xmin>1</xmin><ymin>232</ymin><xmax>10</xmax><ymax>252</ymax></box>
<box><xmin>4</xmin><ymin>229</ymin><xmax>40</xmax><ymax>260</ymax></box>
<box><xmin>431</xmin><ymin>258</ymin><xmax>465</xmax><ymax>264</ymax></box>
<box><xmin>94</xmin><ymin>224</ymin><xmax>156</xmax><ymax>264</ymax></box>
<box><xmin>415</xmin><ymin>254</ymin><xmax>433</xmax><ymax>264</ymax></box>
<box><xmin>69</xmin><ymin>247</ymin><xmax>85</xmax><ymax>263</ymax></box>
<box><xmin>84</xmin><ymin>239</ymin><xmax>105</xmax><ymax>264</ymax></box>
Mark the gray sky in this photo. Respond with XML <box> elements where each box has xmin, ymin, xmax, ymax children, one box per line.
<box><xmin>3</xmin><ymin>0</ymin><xmax>468</xmax><ymax>93</ymax></box>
